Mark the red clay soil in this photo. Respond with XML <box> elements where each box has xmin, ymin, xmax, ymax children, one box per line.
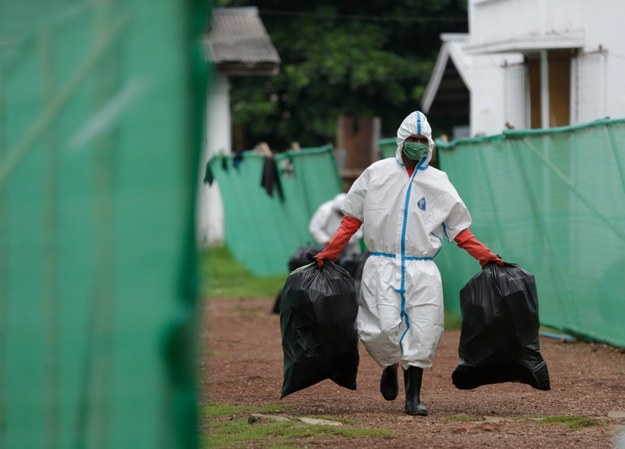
<box><xmin>201</xmin><ymin>297</ymin><xmax>625</xmax><ymax>449</ymax></box>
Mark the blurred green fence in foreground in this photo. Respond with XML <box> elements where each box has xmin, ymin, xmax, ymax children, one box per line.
<box><xmin>1</xmin><ymin>0</ymin><xmax>208</xmax><ymax>447</ymax></box>
<box><xmin>436</xmin><ymin>118</ymin><xmax>625</xmax><ymax>348</ymax></box>
<box><xmin>205</xmin><ymin>146</ymin><xmax>342</xmax><ymax>276</ymax></box>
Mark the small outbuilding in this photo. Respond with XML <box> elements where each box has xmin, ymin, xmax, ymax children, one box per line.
<box><xmin>423</xmin><ymin>0</ymin><xmax>625</xmax><ymax>137</ymax></box>
<box><xmin>198</xmin><ymin>7</ymin><xmax>280</xmax><ymax>246</ymax></box>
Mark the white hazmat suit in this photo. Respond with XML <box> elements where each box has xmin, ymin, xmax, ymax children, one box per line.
<box><xmin>341</xmin><ymin>111</ymin><xmax>472</xmax><ymax>370</ymax></box>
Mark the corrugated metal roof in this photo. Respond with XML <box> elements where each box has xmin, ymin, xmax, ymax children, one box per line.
<box><xmin>204</xmin><ymin>7</ymin><xmax>280</xmax><ymax>74</ymax></box>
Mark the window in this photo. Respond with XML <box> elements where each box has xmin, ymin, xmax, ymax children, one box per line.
<box><xmin>527</xmin><ymin>49</ymin><xmax>574</xmax><ymax>128</ymax></box>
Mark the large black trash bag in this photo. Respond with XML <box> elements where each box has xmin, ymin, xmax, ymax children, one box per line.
<box><xmin>337</xmin><ymin>251</ymin><xmax>370</xmax><ymax>298</ymax></box>
<box><xmin>336</xmin><ymin>251</ymin><xmax>369</xmax><ymax>280</ymax></box>
<box><xmin>452</xmin><ymin>262</ymin><xmax>551</xmax><ymax>391</ymax></box>
<box><xmin>288</xmin><ymin>245</ymin><xmax>322</xmax><ymax>272</ymax></box>
<box><xmin>271</xmin><ymin>246</ymin><xmax>322</xmax><ymax>315</ymax></box>
<box><xmin>279</xmin><ymin>260</ymin><xmax>359</xmax><ymax>398</ymax></box>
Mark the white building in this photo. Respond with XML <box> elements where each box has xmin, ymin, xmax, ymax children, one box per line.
<box><xmin>423</xmin><ymin>0</ymin><xmax>625</xmax><ymax>137</ymax></box>
<box><xmin>198</xmin><ymin>7</ymin><xmax>280</xmax><ymax>246</ymax></box>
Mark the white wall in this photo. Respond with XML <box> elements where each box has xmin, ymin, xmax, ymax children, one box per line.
<box><xmin>470</xmin><ymin>0</ymin><xmax>584</xmax><ymax>45</ymax></box>
<box><xmin>196</xmin><ymin>72</ymin><xmax>231</xmax><ymax>247</ymax></box>
<box><xmin>581</xmin><ymin>1</ymin><xmax>625</xmax><ymax>121</ymax></box>
<box><xmin>467</xmin><ymin>55</ymin><xmax>508</xmax><ymax>136</ymax></box>
<box><xmin>442</xmin><ymin>34</ymin><xmax>523</xmax><ymax>136</ymax></box>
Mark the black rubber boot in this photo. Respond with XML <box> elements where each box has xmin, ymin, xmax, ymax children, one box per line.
<box><xmin>404</xmin><ymin>366</ymin><xmax>428</xmax><ymax>416</ymax></box>
<box><xmin>379</xmin><ymin>364</ymin><xmax>399</xmax><ymax>401</ymax></box>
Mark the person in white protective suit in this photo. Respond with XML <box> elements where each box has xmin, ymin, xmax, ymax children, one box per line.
<box><xmin>315</xmin><ymin>111</ymin><xmax>504</xmax><ymax>416</ymax></box>
<box><xmin>309</xmin><ymin>193</ymin><xmax>362</xmax><ymax>257</ymax></box>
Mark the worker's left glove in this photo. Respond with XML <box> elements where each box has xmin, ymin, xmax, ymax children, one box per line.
<box><xmin>315</xmin><ymin>215</ymin><xmax>362</xmax><ymax>268</ymax></box>
<box><xmin>454</xmin><ymin>228</ymin><xmax>504</xmax><ymax>268</ymax></box>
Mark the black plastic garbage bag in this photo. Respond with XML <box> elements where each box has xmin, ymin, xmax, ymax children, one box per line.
<box><xmin>279</xmin><ymin>260</ymin><xmax>359</xmax><ymax>398</ymax></box>
<box><xmin>336</xmin><ymin>251</ymin><xmax>369</xmax><ymax>280</ymax></box>
<box><xmin>288</xmin><ymin>245</ymin><xmax>322</xmax><ymax>272</ymax></box>
<box><xmin>271</xmin><ymin>246</ymin><xmax>322</xmax><ymax>314</ymax></box>
<box><xmin>452</xmin><ymin>263</ymin><xmax>550</xmax><ymax>391</ymax></box>
<box><xmin>337</xmin><ymin>251</ymin><xmax>370</xmax><ymax>298</ymax></box>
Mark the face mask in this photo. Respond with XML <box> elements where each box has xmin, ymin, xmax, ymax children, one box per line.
<box><xmin>402</xmin><ymin>141</ymin><xmax>429</xmax><ymax>161</ymax></box>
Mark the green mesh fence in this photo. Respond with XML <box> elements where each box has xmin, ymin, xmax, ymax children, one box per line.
<box><xmin>379</xmin><ymin>137</ymin><xmax>396</xmax><ymax>159</ymax></box>
<box><xmin>206</xmin><ymin>146</ymin><xmax>343</xmax><ymax>276</ymax></box>
<box><xmin>436</xmin><ymin>118</ymin><xmax>625</xmax><ymax>348</ymax></box>
<box><xmin>1</xmin><ymin>0</ymin><xmax>207</xmax><ymax>447</ymax></box>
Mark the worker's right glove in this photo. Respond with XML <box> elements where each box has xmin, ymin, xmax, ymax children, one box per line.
<box><xmin>315</xmin><ymin>215</ymin><xmax>362</xmax><ymax>268</ymax></box>
<box><xmin>454</xmin><ymin>228</ymin><xmax>504</xmax><ymax>268</ymax></box>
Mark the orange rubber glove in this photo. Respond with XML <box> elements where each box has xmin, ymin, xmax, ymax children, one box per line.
<box><xmin>315</xmin><ymin>215</ymin><xmax>363</xmax><ymax>268</ymax></box>
<box><xmin>454</xmin><ymin>228</ymin><xmax>504</xmax><ymax>268</ymax></box>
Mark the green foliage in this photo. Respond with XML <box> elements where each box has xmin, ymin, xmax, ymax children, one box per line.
<box><xmin>200</xmin><ymin>246</ymin><xmax>286</xmax><ymax>298</ymax></box>
<box><xmin>215</xmin><ymin>0</ymin><xmax>468</xmax><ymax>149</ymax></box>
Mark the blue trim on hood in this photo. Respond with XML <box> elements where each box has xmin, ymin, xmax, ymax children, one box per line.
<box><xmin>416</xmin><ymin>111</ymin><xmax>422</xmax><ymax>135</ymax></box>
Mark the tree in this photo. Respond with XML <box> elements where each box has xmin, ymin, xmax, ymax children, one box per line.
<box><xmin>218</xmin><ymin>0</ymin><xmax>468</xmax><ymax>150</ymax></box>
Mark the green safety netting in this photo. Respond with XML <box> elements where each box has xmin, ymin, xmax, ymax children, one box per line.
<box><xmin>1</xmin><ymin>0</ymin><xmax>207</xmax><ymax>447</ymax></box>
<box><xmin>379</xmin><ymin>137</ymin><xmax>396</xmax><ymax>159</ymax></box>
<box><xmin>436</xmin><ymin>118</ymin><xmax>625</xmax><ymax>348</ymax></box>
<box><xmin>206</xmin><ymin>146</ymin><xmax>343</xmax><ymax>276</ymax></box>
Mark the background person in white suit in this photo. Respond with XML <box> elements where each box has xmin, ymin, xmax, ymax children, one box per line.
<box><xmin>309</xmin><ymin>193</ymin><xmax>362</xmax><ymax>257</ymax></box>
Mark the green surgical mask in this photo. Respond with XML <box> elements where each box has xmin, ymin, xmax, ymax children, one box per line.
<box><xmin>402</xmin><ymin>141</ymin><xmax>429</xmax><ymax>161</ymax></box>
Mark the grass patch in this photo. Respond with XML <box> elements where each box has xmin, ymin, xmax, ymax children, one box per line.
<box><xmin>201</xmin><ymin>246</ymin><xmax>286</xmax><ymax>298</ymax></box>
<box><xmin>202</xmin><ymin>403</ymin><xmax>290</xmax><ymax>418</ymax></box>
<box><xmin>537</xmin><ymin>415</ymin><xmax>598</xmax><ymax>429</ymax></box>
<box><xmin>444</xmin><ymin>414</ymin><xmax>484</xmax><ymax>423</ymax></box>
<box><xmin>202</xmin><ymin>403</ymin><xmax>391</xmax><ymax>449</ymax></box>
<box><xmin>312</xmin><ymin>415</ymin><xmax>355</xmax><ymax>426</ymax></box>
<box><xmin>204</xmin><ymin>419</ymin><xmax>390</xmax><ymax>449</ymax></box>
<box><xmin>444</xmin><ymin>311</ymin><xmax>462</xmax><ymax>330</ymax></box>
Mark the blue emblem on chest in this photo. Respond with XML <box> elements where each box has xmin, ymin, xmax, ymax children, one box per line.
<box><xmin>417</xmin><ymin>197</ymin><xmax>426</xmax><ymax>211</ymax></box>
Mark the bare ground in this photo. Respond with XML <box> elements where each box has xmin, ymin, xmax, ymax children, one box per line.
<box><xmin>201</xmin><ymin>297</ymin><xmax>625</xmax><ymax>449</ymax></box>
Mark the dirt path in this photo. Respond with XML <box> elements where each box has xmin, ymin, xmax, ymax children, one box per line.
<box><xmin>201</xmin><ymin>297</ymin><xmax>625</xmax><ymax>449</ymax></box>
